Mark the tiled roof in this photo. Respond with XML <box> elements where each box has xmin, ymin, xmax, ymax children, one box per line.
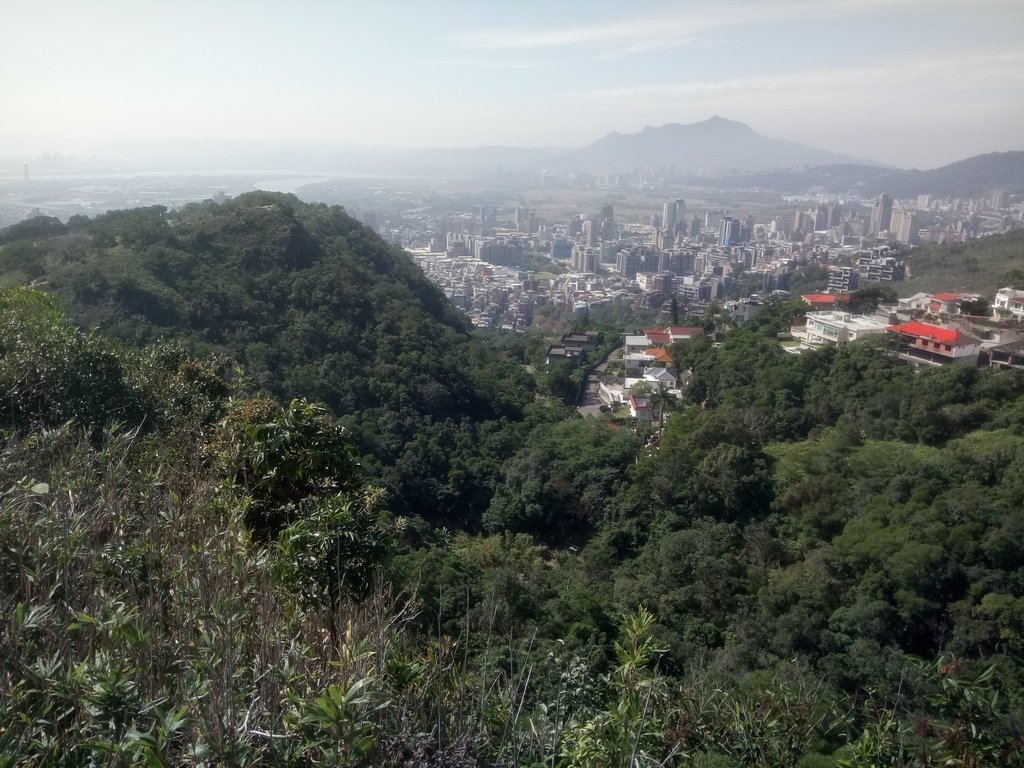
<box><xmin>645</xmin><ymin>347</ymin><xmax>673</xmax><ymax>362</ymax></box>
<box><xmin>886</xmin><ymin>321</ymin><xmax>979</xmax><ymax>345</ymax></box>
<box><xmin>802</xmin><ymin>293</ymin><xmax>837</xmax><ymax>304</ymax></box>
<box><xmin>645</xmin><ymin>367</ymin><xmax>677</xmax><ymax>382</ymax></box>
<box><xmin>667</xmin><ymin>326</ymin><xmax>703</xmax><ymax>336</ymax></box>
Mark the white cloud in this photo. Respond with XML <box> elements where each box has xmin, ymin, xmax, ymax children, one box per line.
<box><xmin>578</xmin><ymin>49</ymin><xmax>1024</xmax><ymax>103</ymax></box>
<box><xmin>426</xmin><ymin>57</ymin><xmax>550</xmax><ymax>70</ymax></box>
<box><xmin>453</xmin><ymin>0</ymin><xmax>1021</xmax><ymax>55</ymax></box>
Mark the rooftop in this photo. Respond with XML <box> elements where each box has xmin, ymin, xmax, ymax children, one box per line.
<box><xmin>667</xmin><ymin>326</ymin><xmax>704</xmax><ymax>336</ymax></box>
<box><xmin>886</xmin><ymin>321</ymin><xmax>980</xmax><ymax>346</ymax></box>
<box><xmin>645</xmin><ymin>347</ymin><xmax>673</xmax><ymax>363</ymax></box>
<box><xmin>807</xmin><ymin>311</ymin><xmax>888</xmax><ymax>331</ymax></box>
<box><xmin>802</xmin><ymin>293</ymin><xmax>839</xmax><ymax>304</ymax></box>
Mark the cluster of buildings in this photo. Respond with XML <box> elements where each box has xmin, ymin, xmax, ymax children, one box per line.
<box><xmin>410</xmin><ymin>251</ymin><xmax>541</xmax><ymax>329</ymax></box>
<box><xmin>788</xmin><ymin>287</ymin><xmax>1024</xmax><ymax>369</ymax></box>
<box><xmin>598</xmin><ymin>283</ymin><xmax>1024</xmax><ymax>427</ymax></box>
<box><xmin>403</xmin><ymin>203</ymin><xmax>868</xmax><ymax>329</ymax></box>
<box><xmin>602</xmin><ymin>326</ymin><xmax>704</xmax><ymax>421</ymax></box>
<box><xmin>399</xmin><ymin>184</ymin><xmax>1020</xmax><ymax>331</ymax></box>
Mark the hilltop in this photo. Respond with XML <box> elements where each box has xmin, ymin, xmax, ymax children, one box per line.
<box><xmin>562</xmin><ymin>116</ymin><xmax>881</xmax><ymax>174</ymax></box>
<box><xmin>0</xmin><ymin>194</ymin><xmax>536</xmax><ymax>523</ymax></box>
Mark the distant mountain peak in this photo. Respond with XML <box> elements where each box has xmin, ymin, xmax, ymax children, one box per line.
<box><xmin>569</xmin><ymin>116</ymin><xmax>880</xmax><ymax>173</ymax></box>
<box><xmin>688</xmin><ymin>116</ymin><xmax>756</xmax><ymax>135</ymax></box>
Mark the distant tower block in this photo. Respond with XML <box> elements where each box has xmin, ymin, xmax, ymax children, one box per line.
<box><xmin>23</xmin><ymin>163</ymin><xmax>29</xmax><ymax>181</ymax></box>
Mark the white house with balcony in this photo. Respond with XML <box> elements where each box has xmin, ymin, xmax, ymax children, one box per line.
<box><xmin>993</xmin><ymin>287</ymin><xmax>1024</xmax><ymax>320</ymax></box>
<box><xmin>795</xmin><ymin>311</ymin><xmax>889</xmax><ymax>348</ymax></box>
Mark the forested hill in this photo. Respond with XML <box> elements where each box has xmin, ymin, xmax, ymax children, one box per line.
<box><xmin>3</xmin><ymin>278</ymin><xmax>1024</xmax><ymax>763</ymax></box>
<box><xmin>0</xmin><ymin>193</ymin><xmax>535</xmax><ymax>522</ymax></box>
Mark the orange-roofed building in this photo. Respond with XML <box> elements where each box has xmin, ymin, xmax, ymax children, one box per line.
<box><xmin>666</xmin><ymin>326</ymin><xmax>704</xmax><ymax>341</ymax></box>
<box><xmin>644</xmin><ymin>347</ymin><xmax>673</xmax><ymax>363</ymax></box>
<box><xmin>802</xmin><ymin>293</ymin><xmax>841</xmax><ymax>310</ymax></box>
<box><xmin>886</xmin><ymin>321</ymin><xmax>981</xmax><ymax>366</ymax></box>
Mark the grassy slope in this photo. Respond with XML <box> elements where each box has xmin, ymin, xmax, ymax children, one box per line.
<box><xmin>899</xmin><ymin>230</ymin><xmax>1024</xmax><ymax>296</ymax></box>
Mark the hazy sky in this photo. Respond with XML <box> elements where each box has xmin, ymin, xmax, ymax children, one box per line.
<box><xmin>2</xmin><ymin>0</ymin><xmax>1023</xmax><ymax>169</ymax></box>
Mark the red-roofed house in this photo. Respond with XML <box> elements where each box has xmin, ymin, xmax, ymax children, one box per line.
<box><xmin>666</xmin><ymin>326</ymin><xmax>704</xmax><ymax>341</ymax></box>
<box><xmin>628</xmin><ymin>394</ymin><xmax>652</xmax><ymax>421</ymax></box>
<box><xmin>886</xmin><ymin>321</ymin><xmax>981</xmax><ymax>366</ymax></box>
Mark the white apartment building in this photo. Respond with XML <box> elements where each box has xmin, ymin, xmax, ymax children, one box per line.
<box><xmin>797</xmin><ymin>311</ymin><xmax>889</xmax><ymax>348</ymax></box>
<box><xmin>993</xmin><ymin>287</ymin><xmax>1024</xmax><ymax>320</ymax></box>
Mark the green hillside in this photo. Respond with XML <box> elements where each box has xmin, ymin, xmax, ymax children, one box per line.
<box><xmin>0</xmin><ymin>194</ymin><xmax>536</xmax><ymax>524</ymax></box>
<box><xmin>3</xmin><ymin>292</ymin><xmax>1024</xmax><ymax>765</ymax></box>
<box><xmin>4</xmin><ymin>201</ymin><xmax>1024</xmax><ymax>765</ymax></box>
<box><xmin>901</xmin><ymin>230</ymin><xmax>1024</xmax><ymax>296</ymax></box>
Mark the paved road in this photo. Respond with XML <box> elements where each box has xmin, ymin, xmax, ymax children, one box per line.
<box><xmin>577</xmin><ymin>344</ymin><xmax>622</xmax><ymax>416</ymax></box>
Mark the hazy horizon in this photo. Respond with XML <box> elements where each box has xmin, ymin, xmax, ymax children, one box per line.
<box><xmin>3</xmin><ymin>0</ymin><xmax>1023</xmax><ymax>171</ymax></box>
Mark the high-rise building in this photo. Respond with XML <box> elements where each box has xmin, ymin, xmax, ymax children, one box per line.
<box><xmin>600</xmin><ymin>204</ymin><xmax>614</xmax><ymax>220</ymax></box>
<box><xmin>572</xmin><ymin>245</ymin><xmax>597</xmax><ymax>273</ymax></box>
<box><xmin>814</xmin><ymin>205</ymin><xmax>829</xmax><ymax>231</ymax></box>
<box><xmin>891</xmin><ymin>208</ymin><xmax>917</xmax><ymax>244</ymax></box>
<box><xmin>826</xmin><ymin>202</ymin><xmax>843</xmax><ymax>228</ymax></box>
<box><xmin>662</xmin><ymin>203</ymin><xmax>675</xmax><ymax>232</ymax></box>
<box><xmin>672</xmin><ymin>199</ymin><xmax>685</xmax><ymax>232</ymax></box>
<box><xmin>550</xmin><ymin>239</ymin><xmax>573</xmax><ymax>260</ymax></box>
<box><xmin>662</xmin><ymin>201</ymin><xmax>677</xmax><ymax>233</ymax></box>
<box><xmin>654</xmin><ymin>229</ymin><xmax>675</xmax><ymax>250</ymax></box>
<box><xmin>869</xmin><ymin>194</ymin><xmax>893</xmax><ymax>237</ymax></box>
<box><xmin>690</xmin><ymin>215</ymin><xmax>702</xmax><ymax>238</ymax></box>
<box><xmin>583</xmin><ymin>218</ymin><xmax>599</xmax><ymax>247</ymax></box>
<box><xmin>616</xmin><ymin>249</ymin><xmax>642</xmax><ymax>279</ymax></box>
<box><xmin>719</xmin><ymin>217</ymin><xmax>740</xmax><ymax>247</ymax></box>
<box><xmin>514</xmin><ymin>207</ymin><xmax>537</xmax><ymax>233</ymax></box>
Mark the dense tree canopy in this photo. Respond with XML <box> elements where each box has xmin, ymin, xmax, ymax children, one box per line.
<box><xmin>3</xmin><ymin>202</ymin><xmax>1024</xmax><ymax>765</ymax></box>
<box><xmin>0</xmin><ymin>195</ymin><xmax>535</xmax><ymax>525</ymax></box>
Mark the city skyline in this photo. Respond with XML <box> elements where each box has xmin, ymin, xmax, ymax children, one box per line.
<box><xmin>2</xmin><ymin>0</ymin><xmax>1023</xmax><ymax>170</ymax></box>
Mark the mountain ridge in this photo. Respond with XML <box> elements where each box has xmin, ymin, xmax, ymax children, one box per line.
<box><xmin>675</xmin><ymin>150</ymin><xmax>1024</xmax><ymax>197</ymax></box>
<box><xmin>563</xmin><ymin>116</ymin><xmax>883</xmax><ymax>174</ymax></box>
